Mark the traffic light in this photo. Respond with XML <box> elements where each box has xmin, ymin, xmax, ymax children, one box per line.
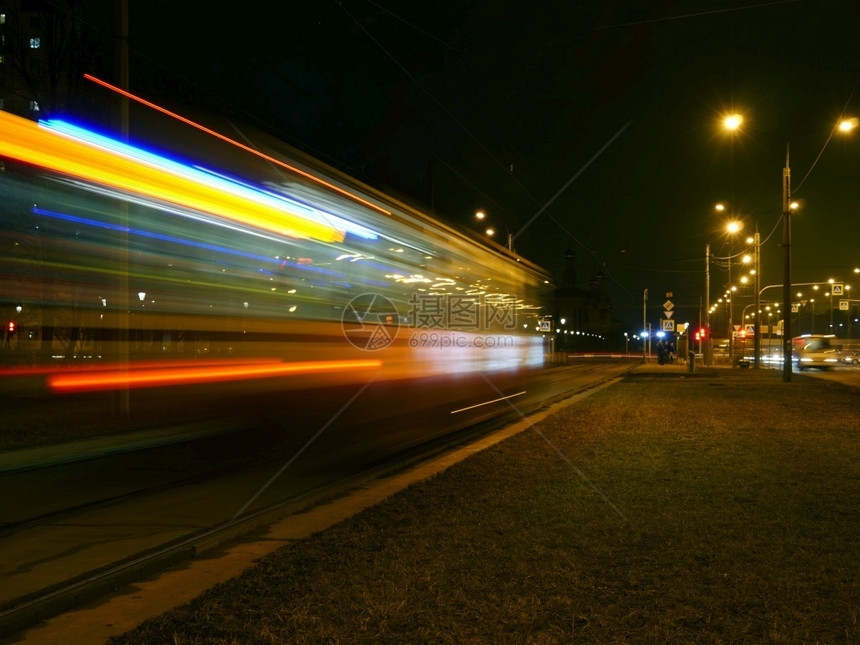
<box><xmin>6</xmin><ymin>321</ymin><xmax>14</xmax><ymax>334</ymax></box>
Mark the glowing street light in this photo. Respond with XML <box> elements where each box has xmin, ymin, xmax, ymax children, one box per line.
<box><xmin>474</xmin><ymin>211</ymin><xmax>512</xmax><ymax>250</ymax></box>
<box><xmin>724</xmin><ymin>114</ymin><xmax>743</xmax><ymax>130</ymax></box>
<box><xmin>839</xmin><ymin>118</ymin><xmax>858</xmax><ymax>132</ymax></box>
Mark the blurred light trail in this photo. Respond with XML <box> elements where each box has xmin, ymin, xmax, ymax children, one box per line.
<box><xmin>196</xmin><ymin>168</ymin><xmax>379</xmax><ymax>240</ymax></box>
<box><xmin>32</xmin><ymin>206</ymin><xmax>285</xmax><ymax>265</ymax></box>
<box><xmin>41</xmin><ymin>118</ymin><xmax>350</xmax><ymax>243</ymax></box>
<box><xmin>0</xmin><ymin>358</ymin><xmax>284</xmax><ymax>377</ymax></box>
<box><xmin>47</xmin><ymin>359</ymin><xmax>383</xmax><ymax>393</ymax></box>
<box><xmin>41</xmin><ymin>120</ymin><xmax>379</xmax><ymax>241</ymax></box>
<box><xmin>0</xmin><ymin>110</ymin><xmax>344</xmax><ymax>243</ymax></box>
<box><xmin>83</xmin><ymin>73</ymin><xmax>392</xmax><ymax>217</ymax></box>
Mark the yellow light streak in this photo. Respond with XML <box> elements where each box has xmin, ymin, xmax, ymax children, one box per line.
<box><xmin>0</xmin><ymin>111</ymin><xmax>344</xmax><ymax>243</ymax></box>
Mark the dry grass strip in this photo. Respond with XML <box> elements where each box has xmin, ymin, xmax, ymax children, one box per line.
<box><xmin>111</xmin><ymin>370</ymin><xmax>859</xmax><ymax>644</ymax></box>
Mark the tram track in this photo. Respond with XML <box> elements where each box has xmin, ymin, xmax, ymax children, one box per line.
<box><xmin>0</xmin><ymin>360</ymin><xmax>635</xmax><ymax>638</ymax></box>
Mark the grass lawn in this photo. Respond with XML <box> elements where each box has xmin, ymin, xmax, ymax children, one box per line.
<box><xmin>111</xmin><ymin>369</ymin><xmax>859</xmax><ymax>644</ymax></box>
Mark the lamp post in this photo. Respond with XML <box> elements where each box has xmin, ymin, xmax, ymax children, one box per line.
<box><xmin>705</xmin><ymin>243</ymin><xmax>710</xmax><ymax>366</ymax></box>
<box><xmin>724</xmin><ymin>217</ymin><xmax>743</xmax><ymax>366</ymax></box>
<box><xmin>781</xmin><ymin>144</ymin><xmax>793</xmax><ymax>381</ymax></box>
<box><xmin>744</xmin><ymin>231</ymin><xmax>761</xmax><ymax>367</ymax></box>
<box><xmin>642</xmin><ymin>288</ymin><xmax>648</xmax><ymax>362</ymax></box>
<box><xmin>720</xmin><ymin>115</ymin><xmax>792</xmax><ymax>377</ymax></box>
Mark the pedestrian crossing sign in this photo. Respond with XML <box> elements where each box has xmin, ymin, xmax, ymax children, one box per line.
<box><xmin>662</xmin><ymin>319</ymin><xmax>675</xmax><ymax>332</ymax></box>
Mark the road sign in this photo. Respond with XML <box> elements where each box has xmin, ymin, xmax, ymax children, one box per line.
<box><xmin>745</xmin><ymin>324</ymin><xmax>755</xmax><ymax>334</ymax></box>
<box><xmin>832</xmin><ymin>283</ymin><xmax>844</xmax><ymax>296</ymax></box>
<box><xmin>839</xmin><ymin>300</ymin><xmax>849</xmax><ymax>311</ymax></box>
<box><xmin>791</xmin><ymin>303</ymin><xmax>799</xmax><ymax>313</ymax></box>
<box><xmin>663</xmin><ymin>300</ymin><xmax>674</xmax><ymax>311</ymax></box>
<box><xmin>539</xmin><ymin>320</ymin><xmax>552</xmax><ymax>332</ymax></box>
<box><xmin>664</xmin><ymin>310</ymin><xmax>674</xmax><ymax>319</ymax></box>
<box><xmin>662</xmin><ymin>319</ymin><xmax>675</xmax><ymax>332</ymax></box>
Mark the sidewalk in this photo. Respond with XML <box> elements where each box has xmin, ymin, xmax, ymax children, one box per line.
<box><xmin>15</xmin><ymin>366</ymin><xmax>860</xmax><ymax>644</ymax></box>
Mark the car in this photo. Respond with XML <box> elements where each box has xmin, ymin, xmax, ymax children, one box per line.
<box><xmin>842</xmin><ymin>350</ymin><xmax>860</xmax><ymax>365</ymax></box>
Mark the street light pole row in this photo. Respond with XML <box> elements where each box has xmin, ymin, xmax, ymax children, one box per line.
<box><xmin>720</xmin><ymin>114</ymin><xmax>856</xmax><ymax>381</ymax></box>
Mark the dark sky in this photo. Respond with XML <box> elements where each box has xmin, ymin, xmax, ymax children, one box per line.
<box><xmin>121</xmin><ymin>0</ymin><xmax>860</xmax><ymax>330</ymax></box>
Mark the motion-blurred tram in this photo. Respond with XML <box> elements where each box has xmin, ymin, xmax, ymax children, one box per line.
<box><xmin>0</xmin><ymin>105</ymin><xmax>551</xmax><ymax>399</ymax></box>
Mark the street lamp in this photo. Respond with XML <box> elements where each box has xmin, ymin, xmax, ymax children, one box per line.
<box><xmin>475</xmin><ymin>211</ymin><xmax>513</xmax><ymax>251</ymax></box>
<box><xmin>724</xmin><ymin>114</ymin><xmax>743</xmax><ymax>131</ymax></box>
<box><xmin>743</xmin><ymin>231</ymin><xmax>762</xmax><ymax>368</ymax></box>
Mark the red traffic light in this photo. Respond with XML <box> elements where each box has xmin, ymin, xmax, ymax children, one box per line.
<box><xmin>6</xmin><ymin>321</ymin><xmax>15</xmax><ymax>333</ymax></box>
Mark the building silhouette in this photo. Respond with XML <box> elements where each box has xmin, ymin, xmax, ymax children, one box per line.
<box><xmin>553</xmin><ymin>248</ymin><xmax>620</xmax><ymax>350</ymax></box>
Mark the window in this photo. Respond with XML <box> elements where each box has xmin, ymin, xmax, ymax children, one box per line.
<box><xmin>0</xmin><ymin>14</ymin><xmax>5</xmax><ymax>24</ymax></box>
<box><xmin>29</xmin><ymin>100</ymin><xmax>39</xmax><ymax>112</ymax></box>
<box><xmin>30</xmin><ymin>37</ymin><xmax>41</xmax><ymax>49</ymax></box>
<box><xmin>0</xmin><ymin>98</ymin><xmax>5</xmax><ymax>109</ymax></box>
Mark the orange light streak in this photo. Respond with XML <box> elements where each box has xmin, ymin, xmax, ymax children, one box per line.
<box><xmin>48</xmin><ymin>359</ymin><xmax>383</xmax><ymax>393</ymax></box>
<box><xmin>0</xmin><ymin>358</ymin><xmax>283</xmax><ymax>377</ymax></box>
<box><xmin>84</xmin><ymin>74</ymin><xmax>392</xmax><ymax>217</ymax></box>
<box><xmin>0</xmin><ymin>111</ymin><xmax>343</xmax><ymax>242</ymax></box>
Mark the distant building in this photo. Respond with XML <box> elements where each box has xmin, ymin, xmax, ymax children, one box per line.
<box><xmin>554</xmin><ymin>248</ymin><xmax>620</xmax><ymax>350</ymax></box>
<box><xmin>0</xmin><ymin>0</ymin><xmax>115</xmax><ymax>121</ymax></box>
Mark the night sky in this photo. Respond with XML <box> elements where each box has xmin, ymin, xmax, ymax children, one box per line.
<box><xmin>120</xmin><ymin>0</ymin><xmax>859</xmax><ymax>331</ymax></box>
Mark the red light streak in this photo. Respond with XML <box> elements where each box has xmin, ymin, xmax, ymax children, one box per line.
<box><xmin>47</xmin><ymin>359</ymin><xmax>382</xmax><ymax>393</ymax></box>
<box><xmin>83</xmin><ymin>74</ymin><xmax>392</xmax><ymax>217</ymax></box>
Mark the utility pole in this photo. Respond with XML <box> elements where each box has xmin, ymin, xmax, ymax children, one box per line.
<box><xmin>705</xmin><ymin>243</ymin><xmax>711</xmax><ymax>366</ymax></box>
